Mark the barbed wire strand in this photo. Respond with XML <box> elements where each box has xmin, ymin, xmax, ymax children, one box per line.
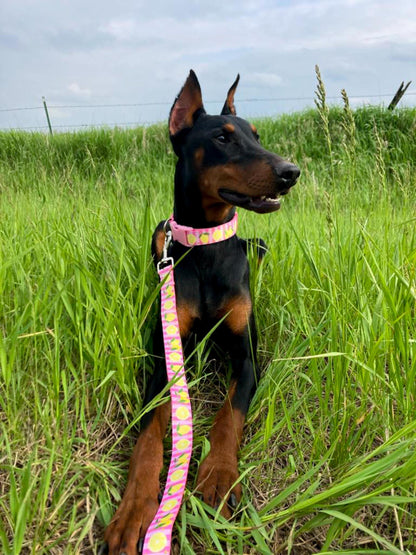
<box><xmin>1</xmin><ymin>91</ymin><xmax>415</xmax><ymax>113</ymax></box>
<box><xmin>10</xmin><ymin>121</ymin><xmax>157</xmax><ymax>131</ymax></box>
<box><xmin>1</xmin><ymin>91</ymin><xmax>415</xmax><ymax>131</ymax></box>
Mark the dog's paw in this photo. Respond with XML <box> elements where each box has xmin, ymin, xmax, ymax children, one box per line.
<box><xmin>103</xmin><ymin>491</ymin><xmax>159</xmax><ymax>555</ymax></box>
<box><xmin>196</xmin><ymin>453</ymin><xmax>242</xmax><ymax>518</ymax></box>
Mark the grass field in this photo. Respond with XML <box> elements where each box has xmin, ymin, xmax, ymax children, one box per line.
<box><xmin>0</xmin><ymin>101</ymin><xmax>415</xmax><ymax>554</ymax></box>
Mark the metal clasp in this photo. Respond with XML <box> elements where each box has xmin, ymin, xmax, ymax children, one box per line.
<box><xmin>157</xmin><ymin>223</ymin><xmax>174</xmax><ymax>271</ymax></box>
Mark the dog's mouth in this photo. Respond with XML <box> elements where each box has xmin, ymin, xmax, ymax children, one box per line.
<box><xmin>218</xmin><ymin>189</ymin><xmax>286</xmax><ymax>214</ymax></box>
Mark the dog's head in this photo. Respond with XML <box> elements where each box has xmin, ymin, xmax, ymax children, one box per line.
<box><xmin>169</xmin><ymin>70</ymin><xmax>300</xmax><ymax>222</ymax></box>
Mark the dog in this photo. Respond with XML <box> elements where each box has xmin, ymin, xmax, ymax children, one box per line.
<box><xmin>102</xmin><ymin>70</ymin><xmax>300</xmax><ymax>554</ymax></box>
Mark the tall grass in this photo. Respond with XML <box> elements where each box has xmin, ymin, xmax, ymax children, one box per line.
<box><xmin>0</xmin><ymin>102</ymin><xmax>415</xmax><ymax>553</ymax></box>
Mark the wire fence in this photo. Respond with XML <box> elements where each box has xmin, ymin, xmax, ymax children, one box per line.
<box><xmin>1</xmin><ymin>90</ymin><xmax>415</xmax><ymax>132</ymax></box>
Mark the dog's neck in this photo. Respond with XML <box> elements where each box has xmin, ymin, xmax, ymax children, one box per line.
<box><xmin>173</xmin><ymin>160</ymin><xmax>235</xmax><ymax>227</ymax></box>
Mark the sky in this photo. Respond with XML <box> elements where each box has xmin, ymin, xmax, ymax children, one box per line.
<box><xmin>1</xmin><ymin>0</ymin><xmax>415</xmax><ymax>131</ymax></box>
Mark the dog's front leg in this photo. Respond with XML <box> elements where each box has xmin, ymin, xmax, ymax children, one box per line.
<box><xmin>103</xmin><ymin>318</ymin><xmax>169</xmax><ymax>555</ymax></box>
<box><xmin>197</xmin><ymin>315</ymin><xmax>259</xmax><ymax>517</ymax></box>
<box><xmin>103</xmin><ymin>295</ymin><xmax>198</xmax><ymax>554</ymax></box>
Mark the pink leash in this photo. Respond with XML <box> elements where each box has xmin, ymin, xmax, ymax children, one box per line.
<box><xmin>143</xmin><ymin>213</ymin><xmax>238</xmax><ymax>554</ymax></box>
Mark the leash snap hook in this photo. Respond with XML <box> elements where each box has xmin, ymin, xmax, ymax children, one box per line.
<box><xmin>157</xmin><ymin>226</ymin><xmax>173</xmax><ymax>271</ymax></box>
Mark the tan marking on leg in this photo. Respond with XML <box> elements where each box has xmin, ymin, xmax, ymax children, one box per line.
<box><xmin>209</xmin><ymin>381</ymin><xmax>245</xmax><ymax>452</ymax></box>
<box><xmin>196</xmin><ymin>381</ymin><xmax>245</xmax><ymax>517</ymax></box>
<box><xmin>127</xmin><ymin>401</ymin><xmax>170</xmax><ymax>482</ymax></box>
<box><xmin>218</xmin><ymin>294</ymin><xmax>252</xmax><ymax>334</ymax></box>
<box><xmin>104</xmin><ymin>402</ymin><xmax>171</xmax><ymax>552</ymax></box>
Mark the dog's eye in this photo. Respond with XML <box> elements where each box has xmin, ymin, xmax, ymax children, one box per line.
<box><xmin>215</xmin><ymin>134</ymin><xmax>227</xmax><ymax>144</ymax></box>
<box><xmin>254</xmin><ymin>133</ymin><xmax>261</xmax><ymax>143</ymax></box>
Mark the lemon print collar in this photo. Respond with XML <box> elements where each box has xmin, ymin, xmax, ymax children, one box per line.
<box><xmin>167</xmin><ymin>211</ymin><xmax>238</xmax><ymax>247</ymax></box>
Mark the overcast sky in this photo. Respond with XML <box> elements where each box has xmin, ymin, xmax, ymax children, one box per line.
<box><xmin>1</xmin><ymin>0</ymin><xmax>415</xmax><ymax>131</ymax></box>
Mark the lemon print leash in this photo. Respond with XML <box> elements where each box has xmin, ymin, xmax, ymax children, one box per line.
<box><xmin>143</xmin><ymin>213</ymin><xmax>238</xmax><ymax>554</ymax></box>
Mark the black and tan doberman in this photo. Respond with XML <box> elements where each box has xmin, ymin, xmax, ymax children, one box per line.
<box><xmin>103</xmin><ymin>70</ymin><xmax>300</xmax><ymax>554</ymax></box>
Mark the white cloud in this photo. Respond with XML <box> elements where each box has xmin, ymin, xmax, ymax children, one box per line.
<box><xmin>100</xmin><ymin>19</ymin><xmax>137</xmax><ymax>41</ymax></box>
<box><xmin>248</xmin><ymin>73</ymin><xmax>283</xmax><ymax>87</ymax></box>
<box><xmin>68</xmin><ymin>83</ymin><xmax>92</xmax><ymax>98</ymax></box>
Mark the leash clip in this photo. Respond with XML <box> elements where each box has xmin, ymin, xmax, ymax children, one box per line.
<box><xmin>157</xmin><ymin>225</ymin><xmax>173</xmax><ymax>272</ymax></box>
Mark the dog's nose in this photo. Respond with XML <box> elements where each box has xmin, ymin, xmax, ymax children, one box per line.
<box><xmin>275</xmin><ymin>161</ymin><xmax>300</xmax><ymax>186</ymax></box>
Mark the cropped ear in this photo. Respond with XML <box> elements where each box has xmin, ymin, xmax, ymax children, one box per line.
<box><xmin>221</xmin><ymin>74</ymin><xmax>240</xmax><ymax>116</ymax></box>
<box><xmin>169</xmin><ymin>70</ymin><xmax>205</xmax><ymax>137</ymax></box>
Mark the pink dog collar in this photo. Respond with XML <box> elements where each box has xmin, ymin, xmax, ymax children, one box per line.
<box><xmin>169</xmin><ymin>211</ymin><xmax>238</xmax><ymax>247</ymax></box>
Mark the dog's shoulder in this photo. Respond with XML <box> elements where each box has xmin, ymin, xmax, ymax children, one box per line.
<box><xmin>151</xmin><ymin>221</ymin><xmax>167</xmax><ymax>265</ymax></box>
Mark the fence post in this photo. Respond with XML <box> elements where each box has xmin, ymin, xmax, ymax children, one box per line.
<box><xmin>388</xmin><ymin>81</ymin><xmax>412</xmax><ymax>110</ymax></box>
<box><xmin>42</xmin><ymin>96</ymin><xmax>53</xmax><ymax>135</ymax></box>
